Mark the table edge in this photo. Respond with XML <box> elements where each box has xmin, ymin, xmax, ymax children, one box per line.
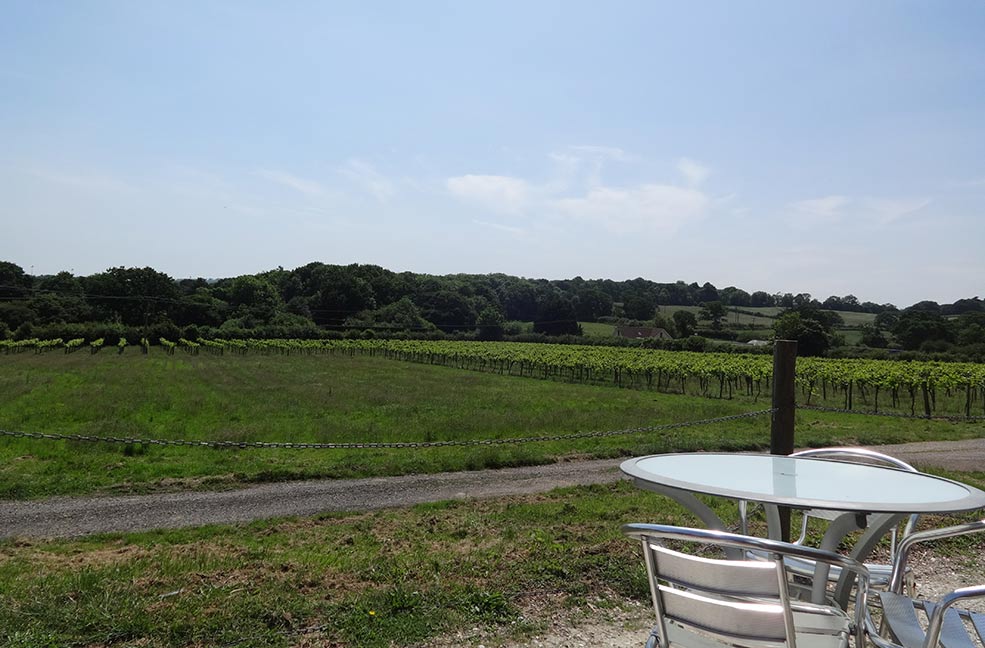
<box><xmin>620</xmin><ymin>452</ymin><xmax>985</xmax><ymax>513</ymax></box>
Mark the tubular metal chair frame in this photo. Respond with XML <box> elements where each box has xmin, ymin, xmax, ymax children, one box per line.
<box><xmin>864</xmin><ymin>519</ymin><xmax>985</xmax><ymax>648</ymax></box>
<box><xmin>624</xmin><ymin>523</ymin><xmax>870</xmax><ymax>648</ymax></box>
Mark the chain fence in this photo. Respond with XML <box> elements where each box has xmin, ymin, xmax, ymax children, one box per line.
<box><xmin>799</xmin><ymin>404</ymin><xmax>985</xmax><ymax>422</ymax></box>
<box><xmin>0</xmin><ymin>409</ymin><xmax>774</xmax><ymax>450</ymax></box>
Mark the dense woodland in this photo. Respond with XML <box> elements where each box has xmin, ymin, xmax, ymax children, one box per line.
<box><xmin>1</xmin><ymin>260</ymin><xmax>983</xmax><ymax>359</ymax></box>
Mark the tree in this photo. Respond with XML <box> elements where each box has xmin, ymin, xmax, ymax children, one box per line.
<box><xmin>82</xmin><ymin>266</ymin><xmax>179</xmax><ymax>326</ymax></box>
<box><xmin>859</xmin><ymin>324</ymin><xmax>888</xmax><ymax>348</ymax></box>
<box><xmin>720</xmin><ymin>287</ymin><xmax>750</xmax><ymax>307</ymax></box>
<box><xmin>892</xmin><ymin>311</ymin><xmax>952</xmax><ymax>350</ymax></box>
<box><xmin>672</xmin><ymin>310</ymin><xmax>698</xmax><ymax>337</ymax></box>
<box><xmin>0</xmin><ymin>261</ymin><xmax>31</xmax><ymax>300</ymax></box>
<box><xmin>750</xmin><ymin>291</ymin><xmax>772</xmax><ymax>307</ymax></box>
<box><xmin>906</xmin><ymin>300</ymin><xmax>942</xmax><ymax>315</ymax></box>
<box><xmin>476</xmin><ymin>306</ymin><xmax>506</xmax><ymax>340</ymax></box>
<box><xmin>497</xmin><ymin>277</ymin><xmax>540</xmax><ymax>322</ymax></box>
<box><xmin>773</xmin><ymin>311</ymin><xmax>831</xmax><ymax>356</ymax></box>
<box><xmin>874</xmin><ymin>310</ymin><xmax>899</xmax><ymax>331</ymax></box>
<box><xmin>533</xmin><ymin>291</ymin><xmax>580</xmax><ymax>336</ymax></box>
<box><xmin>792</xmin><ymin>293</ymin><xmax>816</xmax><ymax>308</ymax></box>
<box><xmin>697</xmin><ymin>282</ymin><xmax>719</xmax><ymax>303</ymax></box>
<box><xmin>622</xmin><ymin>292</ymin><xmax>657</xmax><ymax>321</ymax></box>
<box><xmin>699</xmin><ymin>301</ymin><xmax>727</xmax><ymax>331</ymax></box>
<box><xmin>29</xmin><ymin>272</ymin><xmax>89</xmax><ymax>324</ymax></box>
<box><xmin>943</xmin><ymin>297</ymin><xmax>984</xmax><ymax>316</ymax></box>
<box><xmin>225</xmin><ymin>275</ymin><xmax>285</xmax><ymax>324</ymax></box>
<box><xmin>345</xmin><ymin>297</ymin><xmax>433</xmax><ymax>332</ymax></box>
<box><xmin>414</xmin><ymin>290</ymin><xmax>476</xmax><ymax>332</ymax></box>
<box><xmin>173</xmin><ymin>288</ymin><xmax>227</xmax><ymax>327</ymax></box>
<box><xmin>574</xmin><ymin>288</ymin><xmax>613</xmax><ymax>321</ymax></box>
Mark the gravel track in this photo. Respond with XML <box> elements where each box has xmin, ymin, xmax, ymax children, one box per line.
<box><xmin>0</xmin><ymin>458</ymin><xmax>625</xmax><ymax>539</ymax></box>
<box><xmin>2</xmin><ymin>439</ymin><xmax>982</xmax><ymax>540</ymax></box>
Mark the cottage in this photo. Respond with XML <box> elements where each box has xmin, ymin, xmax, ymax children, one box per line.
<box><xmin>614</xmin><ymin>326</ymin><xmax>672</xmax><ymax>340</ymax></box>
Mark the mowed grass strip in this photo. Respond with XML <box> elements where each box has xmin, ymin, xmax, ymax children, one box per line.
<box><xmin>1</xmin><ymin>351</ymin><xmax>983</xmax><ymax>498</ymax></box>
<box><xmin>0</xmin><ymin>482</ymin><xmax>666</xmax><ymax>648</ymax></box>
<box><xmin>3</xmin><ymin>474</ymin><xmax>984</xmax><ymax>648</ymax></box>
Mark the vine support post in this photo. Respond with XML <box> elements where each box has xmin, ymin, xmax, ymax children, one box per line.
<box><xmin>770</xmin><ymin>339</ymin><xmax>798</xmax><ymax>541</ymax></box>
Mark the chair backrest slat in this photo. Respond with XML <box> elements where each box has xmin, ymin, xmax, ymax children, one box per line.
<box><xmin>660</xmin><ymin>585</ymin><xmax>788</xmax><ymax>642</ymax></box>
<box><xmin>651</xmin><ymin>543</ymin><xmax>782</xmax><ymax>598</ymax></box>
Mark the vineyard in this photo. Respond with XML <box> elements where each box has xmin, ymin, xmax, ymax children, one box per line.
<box><xmin>3</xmin><ymin>337</ymin><xmax>985</xmax><ymax>418</ymax></box>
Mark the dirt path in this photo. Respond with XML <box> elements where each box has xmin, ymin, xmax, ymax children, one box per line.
<box><xmin>0</xmin><ymin>458</ymin><xmax>626</xmax><ymax>539</ymax></box>
<box><xmin>2</xmin><ymin>439</ymin><xmax>982</xmax><ymax>539</ymax></box>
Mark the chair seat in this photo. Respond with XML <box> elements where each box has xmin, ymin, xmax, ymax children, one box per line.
<box><xmin>645</xmin><ymin>608</ymin><xmax>852</xmax><ymax>648</ymax></box>
<box><xmin>879</xmin><ymin>591</ymin><xmax>985</xmax><ymax>648</ymax></box>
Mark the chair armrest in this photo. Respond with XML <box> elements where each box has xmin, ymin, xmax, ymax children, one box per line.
<box><xmin>889</xmin><ymin>519</ymin><xmax>985</xmax><ymax>593</ymax></box>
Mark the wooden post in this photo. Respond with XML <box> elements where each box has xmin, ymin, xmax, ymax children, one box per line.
<box><xmin>771</xmin><ymin>339</ymin><xmax>798</xmax><ymax>541</ymax></box>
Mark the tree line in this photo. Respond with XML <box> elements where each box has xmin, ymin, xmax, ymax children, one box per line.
<box><xmin>0</xmin><ymin>260</ymin><xmax>982</xmax><ymax>359</ymax></box>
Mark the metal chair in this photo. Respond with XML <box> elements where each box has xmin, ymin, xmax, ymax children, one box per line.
<box><xmin>624</xmin><ymin>523</ymin><xmax>870</xmax><ymax>648</ymax></box>
<box><xmin>864</xmin><ymin>519</ymin><xmax>985</xmax><ymax>648</ymax></box>
<box><xmin>739</xmin><ymin>447</ymin><xmax>919</xmax><ymax>593</ymax></box>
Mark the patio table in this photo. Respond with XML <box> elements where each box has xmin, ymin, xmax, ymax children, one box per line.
<box><xmin>621</xmin><ymin>452</ymin><xmax>985</xmax><ymax>605</ymax></box>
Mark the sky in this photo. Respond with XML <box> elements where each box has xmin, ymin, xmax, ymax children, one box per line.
<box><xmin>1</xmin><ymin>1</ymin><xmax>984</xmax><ymax>308</ymax></box>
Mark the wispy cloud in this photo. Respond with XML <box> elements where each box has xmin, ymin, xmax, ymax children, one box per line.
<box><xmin>446</xmin><ymin>174</ymin><xmax>531</xmax><ymax>214</ymax></box>
<box><xmin>473</xmin><ymin>219</ymin><xmax>526</xmax><ymax>235</ymax></box>
<box><xmin>788</xmin><ymin>194</ymin><xmax>930</xmax><ymax>226</ymax></box>
<box><xmin>949</xmin><ymin>176</ymin><xmax>985</xmax><ymax>188</ymax></box>
<box><xmin>677</xmin><ymin>158</ymin><xmax>711</xmax><ymax>187</ymax></box>
<box><xmin>552</xmin><ymin>183</ymin><xmax>709</xmax><ymax>234</ymax></box>
<box><xmin>549</xmin><ymin>145</ymin><xmax>634</xmax><ymax>188</ymax></box>
<box><xmin>567</xmin><ymin>145</ymin><xmax>629</xmax><ymax>161</ymax></box>
<box><xmin>789</xmin><ymin>195</ymin><xmax>851</xmax><ymax>222</ymax></box>
<box><xmin>862</xmin><ymin>197</ymin><xmax>931</xmax><ymax>224</ymax></box>
<box><xmin>255</xmin><ymin>169</ymin><xmax>325</xmax><ymax>197</ymax></box>
<box><xmin>29</xmin><ymin>169</ymin><xmax>136</xmax><ymax>195</ymax></box>
<box><xmin>338</xmin><ymin>159</ymin><xmax>395</xmax><ymax>203</ymax></box>
<box><xmin>447</xmin><ymin>150</ymin><xmax>717</xmax><ymax>234</ymax></box>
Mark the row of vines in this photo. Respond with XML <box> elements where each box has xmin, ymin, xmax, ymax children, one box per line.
<box><xmin>3</xmin><ymin>337</ymin><xmax>984</xmax><ymax>417</ymax></box>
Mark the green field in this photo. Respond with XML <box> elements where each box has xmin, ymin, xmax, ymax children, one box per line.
<box><xmin>3</xmin><ymin>349</ymin><xmax>985</xmax><ymax>647</ymax></box>
<box><xmin>578</xmin><ymin>321</ymin><xmax>616</xmax><ymax>336</ymax></box>
<box><xmin>2</xmin><ymin>350</ymin><xmax>984</xmax><ymax>498</ymax></box>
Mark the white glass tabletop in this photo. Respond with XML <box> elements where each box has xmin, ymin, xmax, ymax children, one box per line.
<box><xmin>621</xmin><ymin>453</ymin><xmax>985</xmax><ymax>513</ymax></box>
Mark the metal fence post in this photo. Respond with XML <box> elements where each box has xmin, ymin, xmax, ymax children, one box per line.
<box><xmin>771</xmin><ymin>339</ymin><xmax>798</xmax><ymax>541</ymax></box>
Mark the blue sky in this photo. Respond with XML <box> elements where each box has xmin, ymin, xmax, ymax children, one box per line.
<box><xmin>2</xmin><ymin>1</ymin><xmax>983</xmax><ymax>308</ymax></box>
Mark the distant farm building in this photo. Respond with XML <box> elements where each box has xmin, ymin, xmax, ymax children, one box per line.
<box><xmin>615</xmin><ymin>326</ymin><xmax>672</xmax><ymax>340</ymax></box>
<box><xmin>747</xmin><ymin>339</ymin><xmax>771</xmax><ymax>347</ymax></box>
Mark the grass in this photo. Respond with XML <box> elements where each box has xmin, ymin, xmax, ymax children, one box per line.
<box><xmin>2</xmin><ymin>350</ymin><xmax>984</xmax><ymax>646</ymax></box>
<box><xmin>2</xmin><ymin>473</ymin><xmax>983</xmax><ymax>648</ymax></box>
<box><xmin>1</xmin><ymin>351</ymin><xmax>984</xmax><ymax>498</ymax></box>
<box><xmin>834</xmin><ymin>311</ymin><xmax>878</xmax><ymax>327</ymax></box>
<box><xmin>579</xmin><ymin>321</ymin><xmax>616</xmax><ymax>337</ymax></box>
<box><xmin>0</xmin><ymin>481</ymin><xmax>666</xmax><ymax>647</ymax></box>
